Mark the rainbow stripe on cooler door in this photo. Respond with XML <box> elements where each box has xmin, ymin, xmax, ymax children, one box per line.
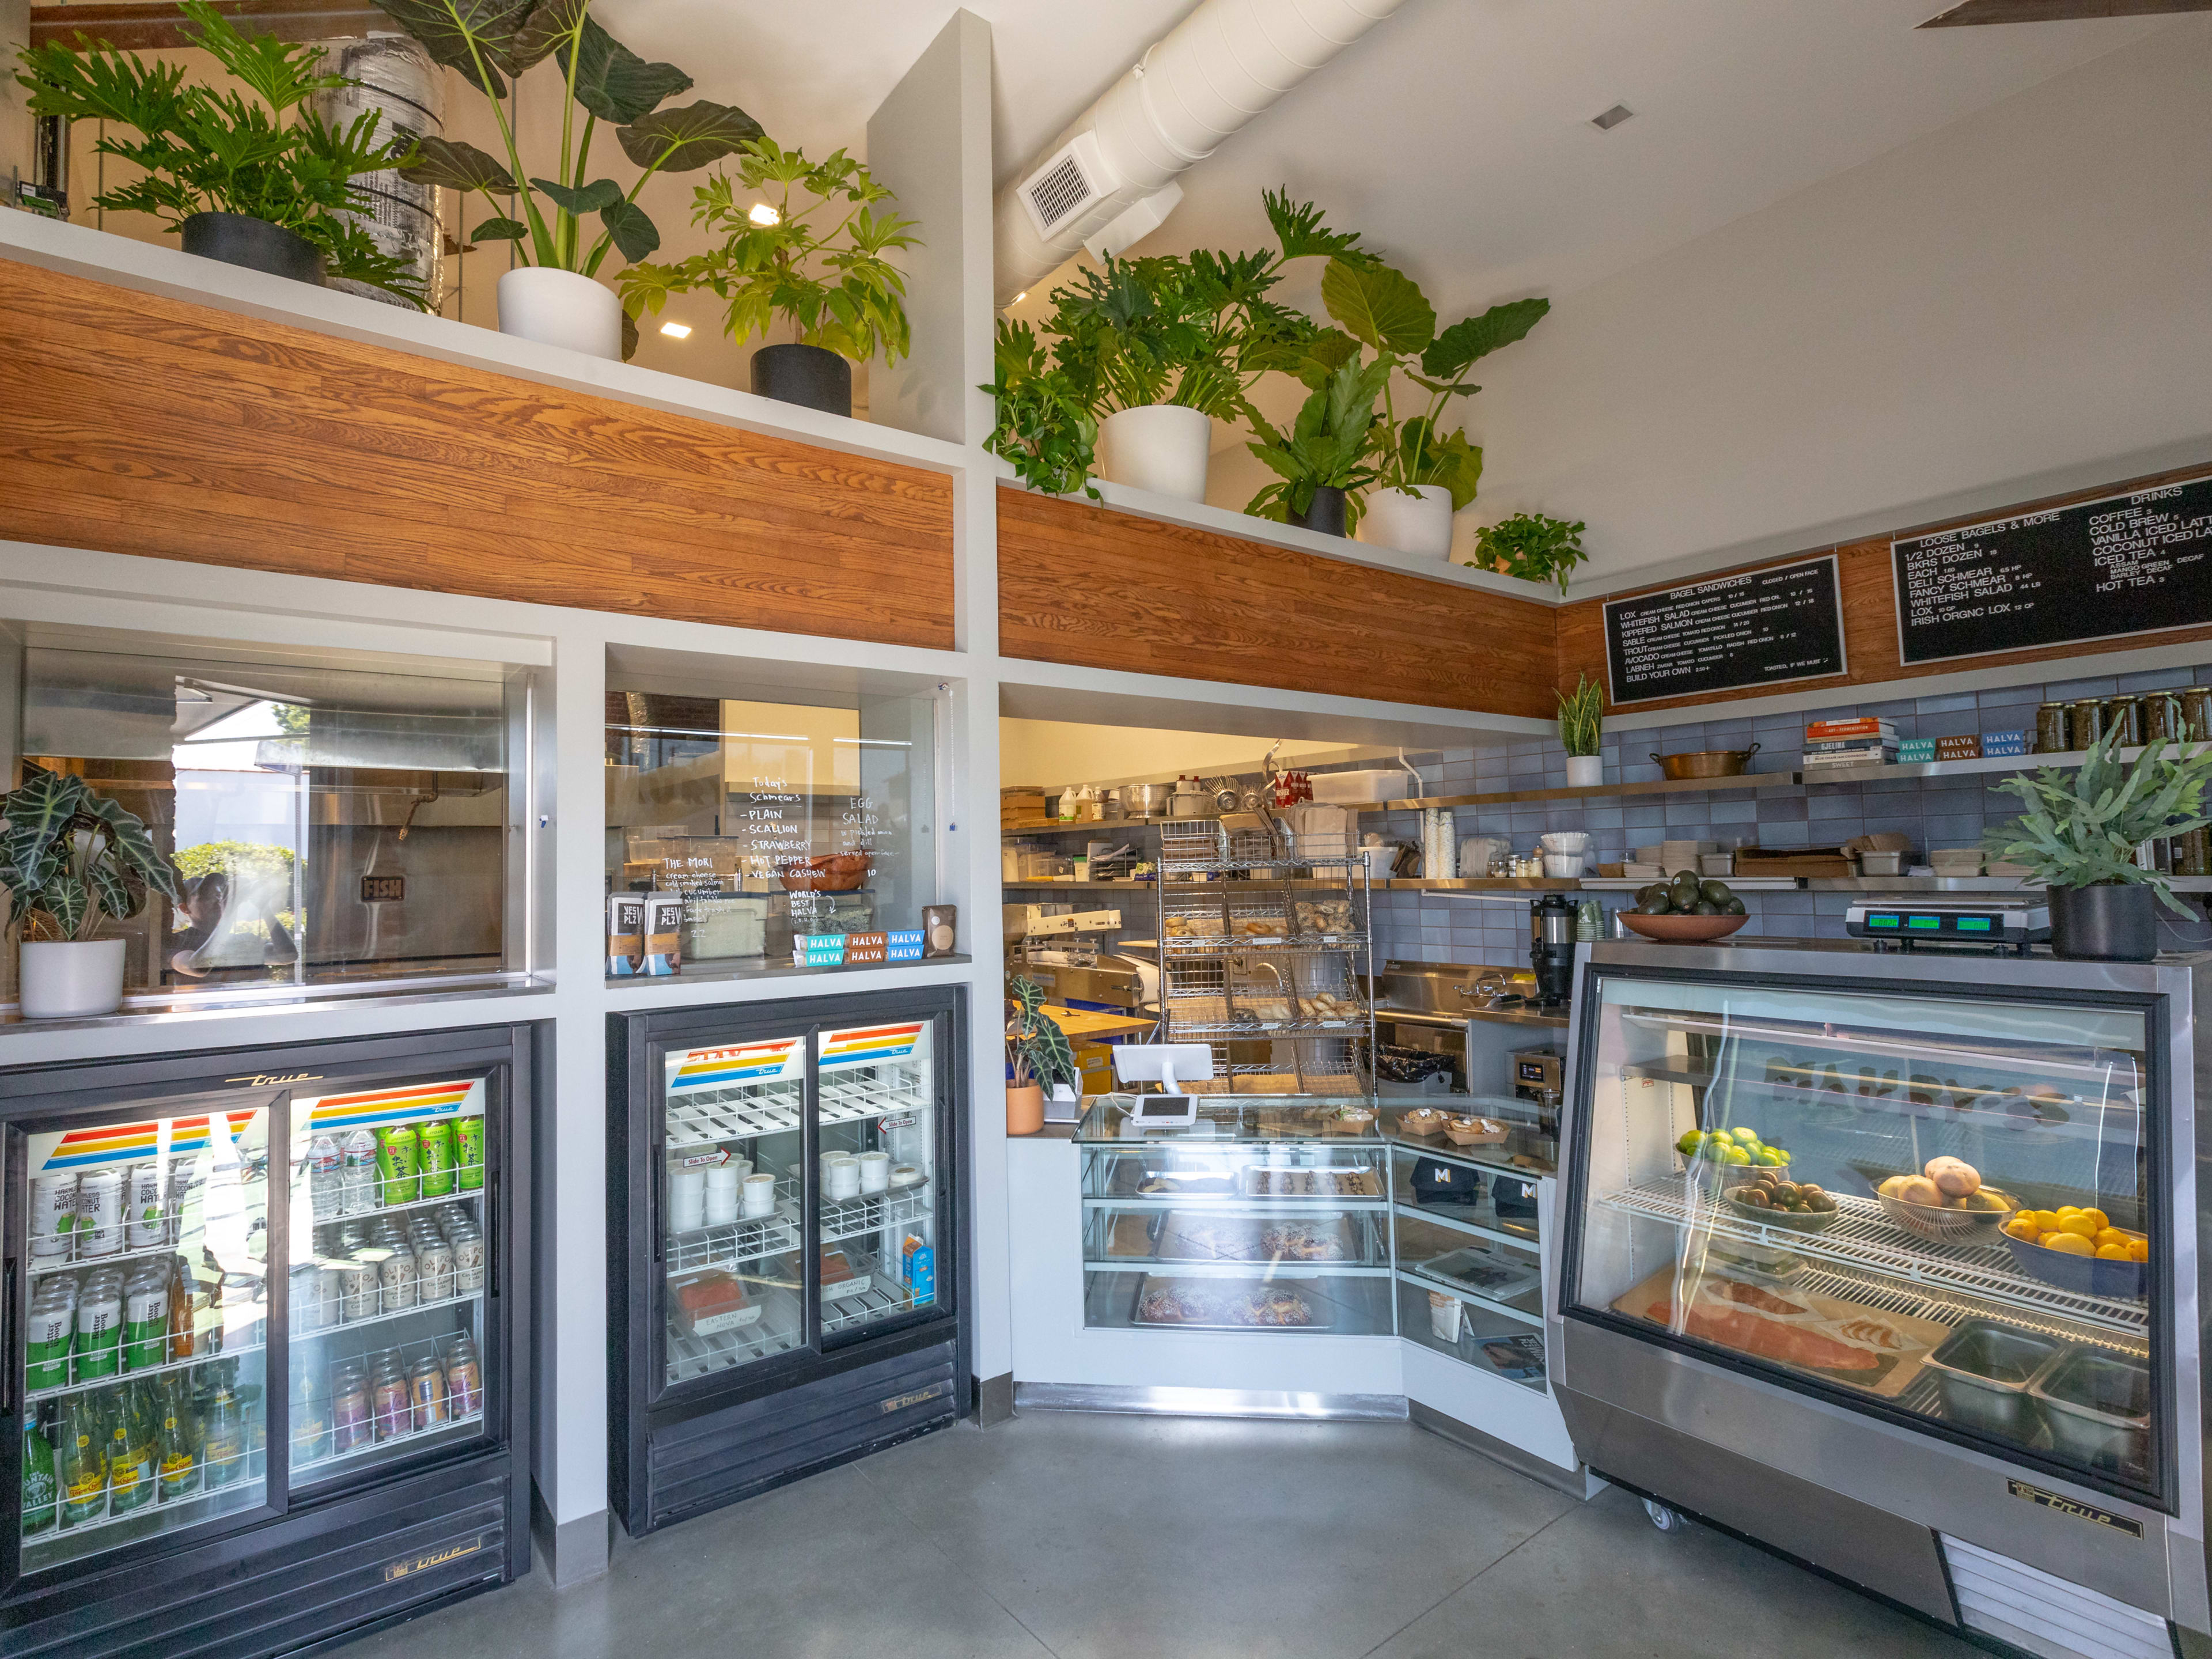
<box><xmin>666</xmin><ymin>1037</ymin><xmax>806</xmax><ymax>1093</ymax></box>
<box><xmin>298</xmin><ymin>1078</ymin><xmax>485</xmax><ymax>1132</ymax></box>
<box><xmin>30</xmin><ymin>1114</ymin><xmax>232</xmax><ymax>1174</ymax></box>
<box><xmin>820</xmin><ymin>1022</ymin><xmax>926</xmax><ymax>1071</ymax></box>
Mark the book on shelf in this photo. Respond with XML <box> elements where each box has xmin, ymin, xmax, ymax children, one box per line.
<box><xmin>1802</xmin><ymin>738</ymin><xmax>1900</xmax><ymax>755</ymax></box>
<box><xmin>1804</xmin><ymin>718</ymin><xmax>1896</xmax><ymax>740</ymax></box>
<box><xmin>1801</xmin><ymin>752</ymin><xmax>1895</xmax><ymax>772</ymax></box>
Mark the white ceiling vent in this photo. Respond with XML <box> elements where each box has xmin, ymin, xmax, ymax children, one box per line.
<box><xmin>1019</xmin><ymin>132</ymin><xmax>1118</xmax><ymax>241</ymax></box>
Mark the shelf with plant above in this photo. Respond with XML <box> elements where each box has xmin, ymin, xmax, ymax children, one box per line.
<box><xmin>983</xmin><ymin>190</ymin><xmax>1366</xmax><ymax>505</ymax></box>
<box><xmin>14</xmin><ymin>0</ymin><xmax>425</xmax><ymax>301</ymax></box>
<box><xmin>368</xmin><ymin>0</ymin><xmax>762</xmax><ymax>362</ymax></box>
<box><xmin>1983</xmin><ymin>725</ymin><xmax>2212</xmax><ymax>961</ymax></box>
<box><xmin>617</xmin><ymin>140</ymin><xmax>918</xmax><ymax>419</ymax></box>
<box><xmin>1471</xmin><ymin>512</ymin><xmax>1587</xmax><ymax>593</ymax></box>
<box><xmin>1310</xmin><ymin>256</ymin><xmax>1550</xmax><ymax>559</ymax></box>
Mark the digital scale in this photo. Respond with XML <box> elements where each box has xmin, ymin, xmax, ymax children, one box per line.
<box><xmin>1843</xmin><ymin>893</ymin><xmax>2049</xmax><ymax>955</ymax></box>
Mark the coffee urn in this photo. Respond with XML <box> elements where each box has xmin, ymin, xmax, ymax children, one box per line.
<box><xmin>1529</xmin><ymin>894</ymin><xmax>1577</xmax><ymax>1007</ymax></box>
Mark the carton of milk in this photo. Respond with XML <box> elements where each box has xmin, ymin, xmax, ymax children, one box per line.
<box><xmin>900</xmin><ymin>1234</ymin><xmax>935</xmax><ymax>1305</ymax></box>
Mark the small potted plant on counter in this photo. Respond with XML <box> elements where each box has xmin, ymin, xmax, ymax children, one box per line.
<box><xmin>3</xmin><ymin>769</ymin><xmax>184</xmax><ymax>1018</ymax></box>
<box><xmin>1006</xmin><ymin>975</ymin><xmax>1077</xmax><ymax>1137</ymax></box>
<box><xmin>1984</xmin><ymin>725</ymin><xmax>2212</xmax><ymax>960</ymax></box>
<box><xmin>619</xmin><ymin>140</ymin><xmax>919</xmax><ymax>418</ymax></box>
<box><xmin>16</xmin><ymin>0</ymin><xmax>425</xmax><ymax>301</ymax></box>
<box><xmin>1472</xmin><ymin>511</ymin><xmax>1588</xmax><ymax>593</ymax></box>
<box><xmin>1558</xmin><ymin>672</ymin><xmax>1604</xmax><ymax>788</ymax></box>
<box><xmin>1244</xmin><ymin>349</ymin><xmax>1388</xmax><ymax>536</ymax></box>
<box><xmin>373</xmin><ymin>0</ymin><xmax>762</xmax><ymax>359</ymax></box>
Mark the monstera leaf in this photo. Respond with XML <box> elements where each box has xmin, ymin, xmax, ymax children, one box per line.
<box><xmin>1422</xmin><ymin>297</ymin><xmax>1550</xmax><ymax>382</ymax></box>
<box><xmin>366</xmin><ymin>0</ymin><xmax>535</xmax><ymax>94</ymax></box>
<box><xmin>561</xmin><ymin>17</ymin><xmax>690</xmax><ymax>124</ymax></box>
<box><xmin>401</xmin><ymin>135</ymin><xmax>516</xmax><ymax>194</ymax></box>
<box><xmin>1320</xmin><ymin>257</ymin><xmax>1435</xmax><ymax>358</ymax></box>
<box><xmin>616</xmin><ymin>100</ymin><xmax>763</xmax><ymax>172</ymax></box>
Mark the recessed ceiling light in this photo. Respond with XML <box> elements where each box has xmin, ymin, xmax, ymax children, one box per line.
<box><xmin>659</xmin><ymin>321</ymin><xmax>691</xmax><ymax>339</ymax></box>
<box><xmin>1590</xmin><ymin>104</ymin><xmax>1634</xmax><ymax>131</ymax></box>
<box><xmin>748</xmin><ymin>202</ymin><xmax>781</xmax><ymax>227</ymax></box>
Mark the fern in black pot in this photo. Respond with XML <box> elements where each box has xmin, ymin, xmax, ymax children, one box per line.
<box><xmin>1983</xmin><ymin>724</ymin><xmax>2212</xmax><ymax>960</ymax></box>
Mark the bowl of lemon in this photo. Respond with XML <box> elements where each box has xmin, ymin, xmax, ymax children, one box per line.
<box><xmin>1673</xmin><ymin>1127</ymin><xmax>1790</xmax><ymax>1191</ymax></box>
<box><xmin>2001</xmin><ymin>1204</ymin><xmax>2149</xmax><ymax>1298</ymax></box>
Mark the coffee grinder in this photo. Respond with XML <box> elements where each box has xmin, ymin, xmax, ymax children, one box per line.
<box><xmin>1529</xmin><ymin>893</ymin><xmax>1578</xmax><ymax>1009</ymax></box>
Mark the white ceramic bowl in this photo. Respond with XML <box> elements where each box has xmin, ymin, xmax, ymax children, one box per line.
<box><xmin>1543</xmin><ymin>854</ymin><xmax>1585</xmax><ymax>877</ymax></box>
<box><xmin>1539</xmin><ymin>831</ymin><xmax>1590</xmax><ymax>853</ymax></box>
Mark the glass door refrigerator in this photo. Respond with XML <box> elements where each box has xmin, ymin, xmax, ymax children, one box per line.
<box><xmin>0</xmin><ymin>1023</ymin><xmax>533</xmax><ymax>1658</ymax></box>
<box><xmin>609</xmin><ymin>987</ymin><xmax>967</xmax><ymax>1536</ymax></box>
<box><xmin>1554</xmin><ymin>941</ymin><xmax>2208</xmax><ymax>1650</ymax></box>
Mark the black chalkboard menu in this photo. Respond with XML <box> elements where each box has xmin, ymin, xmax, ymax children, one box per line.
<box><xmin>1603</xmin><ymin>555</ymin><xmax>1846</xmax><ymax>704</ymax></box>
<box><xmin>1893</xmin><ymin>477</ymin><xmax>2212</xmax><ymax>666</ymax></box>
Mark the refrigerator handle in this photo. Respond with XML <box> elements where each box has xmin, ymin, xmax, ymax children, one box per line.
<box><xmin>1</xmin><ymin>1260</ymin><xmax>16</xmax><ymax>1417</ymax></box>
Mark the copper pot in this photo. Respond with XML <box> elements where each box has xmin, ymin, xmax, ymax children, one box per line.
<box><xmin>1650</xmin><ymin>743</ymin><xmax>1759</xmax><ymax>780</ymax></box>
<box><xmin>779</xmin><ymin>853</ymin><xmax>873</xmax><ymax>893</ymax></box>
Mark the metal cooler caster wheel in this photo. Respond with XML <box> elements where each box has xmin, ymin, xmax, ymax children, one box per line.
<box><xmin>1644</xmin><ymin>1499</ymin><xmax>1686</xmax><ymax>1533</ymax></box>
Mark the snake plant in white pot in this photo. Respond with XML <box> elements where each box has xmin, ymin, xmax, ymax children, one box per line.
<box><xmin>3</xmin><ymin>770</ymin><xmax>184</xmax><ymax>1018</ymax></box>
<box><xmin>1982</xmin><ymin>726</ymin><xmax>2212</xmax><ymax>961</ymax></box>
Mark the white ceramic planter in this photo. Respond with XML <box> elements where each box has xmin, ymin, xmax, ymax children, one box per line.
<box><xmin>1565</xmin><ymin>755</ymin><xmax>1604</xmax><ymax>788</ymax></box>
<box><xmin>1099</xmin><ymin>404</ymin><xmax>1211</xmax><ymax>502</ymax></box>
<box><xmin>20</xmin><ymin>939</ymin><xmax>127</xmax><ymax>1019</ymax></box>
<box><xmin>496</xmin><ymin>267</ymin><xmax>622</xmax><ymax>361</ymax></box>
<box><xmin>1359</xmin><ymin>484</ymin><xmax>1455</xmax><ymax>558</ymax></box>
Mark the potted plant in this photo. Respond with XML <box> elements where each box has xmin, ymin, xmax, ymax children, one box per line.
<box><xmin>1006</xmin><ymin>974</ymin><xmax>1077</xmax><ymax>1136</ymax></box>
<box><xmin>1244</xmin><ymin>349</ymin><xmax>1388</xmax><ymax>536</ymax></box>
<box><xmin>1473</xmin><ymin>512</ymin><xmax>1588</xmax><ymax>593</ymax></box>
<box><xmin>986</xmin><ymin>191</ymin><xmax>1365</xmax><ymax>503</ymax></box>
<box><xmin>618</xmin><ymin>140</ymin><xmax>918</xmax><ymax>418</ymax></box>
<box><xmin>1310</xmin><ymin>257</ymin><xmax>1547</xmax><ymax>558</ymax></box>
<box><xmin>372</xmin><ymin>0</ymin><xmax>762</xmax><ymax>359</ymax></box>
<box><xmin>2</xmin><ymin>770</ymin><xmax>184</xmax><ymax>1018</ymax></box>
<box><xmin>1984</xmin><ymin>725</ymin><xmax>2212</xmax><ymax>960</ymax></box>
<box><xmin>1558</xmin><ymin>672</ymin><xmax>1604</xmax><ymax>788</ymax></box>
<box><xmin>16</xmin><ymin>0</ymin><xmax>425</xmax><ymax>302</ymax></box>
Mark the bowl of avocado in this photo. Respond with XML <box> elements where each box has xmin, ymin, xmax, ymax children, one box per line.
<box><xmin>1618</xmin><ymin>872</ymin><xmax>1751</xmax><ymax>942</ymax></box>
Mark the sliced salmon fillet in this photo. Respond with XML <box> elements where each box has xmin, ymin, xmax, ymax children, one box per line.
<box><xmin>1649</xmin><ymin>1298</ymin><xmax>1881</xmax><ymax>1373</ymax></box>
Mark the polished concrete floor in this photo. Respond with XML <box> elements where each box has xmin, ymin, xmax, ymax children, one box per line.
<box><xmin>342</xmin><ymin>1410</ymin><xmax>1983</xmax><ymax>1659</ymax></box>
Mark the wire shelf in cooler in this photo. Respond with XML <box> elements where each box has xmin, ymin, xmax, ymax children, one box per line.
<box><xmin>291</xmin><ymin>1285</ymin><xmax>484</xmax><ymax>1344</ymax></box>
<box><xmin>819</xmin><ymin>1185</ymin><xmax>931</xmax><ymax>1246</ymax></box>
<box><xmin>816</xmin><ymin>1073</ymin><xmax>932</xmax><ymax>1126</ymax></box>
<box><xmin>23</xmin><ymin>1472</ymin><xmax>263</xmax><ymax>1554</ymax></box>
<box><xmin>25</xmin><ymin>1338</ymin><xmax>270</xmax><ymax>1407</ymax></box>
<box><xmin>820</xmin><ymin>1275</ymin><xmax>919</xmax><ymax>1334</ymax></box>
<box><xmin>1776</xmin><ymin>1262</ymin><xmax>2149</xmax><ymax>1360</ymax></box>
<box><xmin>1616</xmin><ymin>1007</ymin><xmax>2145</xmax><ymax>1090</ymax></box>
<box><xmin>666</xmin><ymin>1206</ymin><xmax>802</xmax><ymax>1274</ymax></box>
<box><xmin>303</xmin><ymin>1181</ymin><xmax>486</xmax><ymax>1230</ymax></box>
<box><xmin>293</xmin><ymin>1410</ymin><xmax>485</xmax><ymax>1478</ymax></box>
<box><xmin>665</xmin><ymin>1288</ymin><xmax>801</xmax><ymax>1384</ymax></box>
<box><xmin>1597</xmin><ymin>1177</ymin><xmax>2146</xmax><ymax>1336</ymax></box>
<box><xmin>665</xmin><ymin>1082</ymin><xmax>805</xmax><ymax>1147</ymax></box>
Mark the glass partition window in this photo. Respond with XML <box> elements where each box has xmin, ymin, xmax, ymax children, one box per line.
<box><xmin>605</xmin><ymin>691</ymin><xmax>939</xmax><ymax>974</ymax></box>
<box><xmin>286</xmin><ymin>1078</ymin><xmax>493</xmax><ymax>1485</ymax></box>
<box><xmin>18</xmin><ymin>637</ymin><xmax>517</xmax><ymax>1003</ymax></box>
<box><xmin>21</xmin><ymin>1104</ymin><xmax>272</xmax><ymax>1569</ymax></box>
<box><xmin>1568</xmin><ymin>972</ymin><xmax>2160</xmax><ymax>1501</ymax></box>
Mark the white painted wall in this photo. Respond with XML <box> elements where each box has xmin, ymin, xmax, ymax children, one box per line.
<box><xmin>1470</xmin><ymin>21</ymin><xmax>2212</xmax><ymax>590</ymax></box>
<box><xmin>999</xmin><ymin>721</ymin><xmax>1351</xmax><ymax>790</ymax></box>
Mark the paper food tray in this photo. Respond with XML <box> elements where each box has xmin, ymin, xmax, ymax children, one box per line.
<box><xmin>1129</xmin><ymin>1275</ymin><xmax>1335</xmax><ymax>1331</ymax></box>
<box><xmin>1419</xmin><ymin>1248</ymin><xmax>1540</xmax><ymax>1305</ymax></box>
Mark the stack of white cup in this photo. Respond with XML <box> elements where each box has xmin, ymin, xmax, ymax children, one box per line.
<box><xmin>669</xmin><ymin>1168</ymin><xmax>706</xmax><ymax>1233</ymax></box>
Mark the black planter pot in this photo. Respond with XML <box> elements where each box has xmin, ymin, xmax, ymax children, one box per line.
<box><xmin>1299</xmin><ymin>485</ymin><xmax>1347</xmax><ymax>537</ymax></box>
<box><xmin>2048</xmin><ymin>881</ymin><xmax>2157</xmax><ymax>961</ymax></box>
<box><xmin>751</xmin><ymin>343</ymin><xmax>853</xmax><ymax>418</ymax></box>
<box><xmin>180</xmin><ymin>213</ymin><xmax>323</xmax><ymax>285</ymax></box>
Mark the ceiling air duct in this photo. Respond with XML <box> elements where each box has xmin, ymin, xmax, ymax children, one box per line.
<box><xmin>994</xmin><ymin>0</ymin><xmax>1408</xmax><ymax>306</ymax></box>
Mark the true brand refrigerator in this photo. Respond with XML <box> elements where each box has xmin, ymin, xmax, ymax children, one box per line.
<box><xmin>0</xmin><ymin>1023</ymin><xmax>534</xmax><ymax>1658</ymax></box>
<box><xmin>608</xmin><ymin>987</ymin><xmax>969</xmax><ymax>1536</ymax></box>
<box><xmin>1554</xmin><ymin>941</ymin><xmax>2209</xmax><ymax>1654</ymax></box>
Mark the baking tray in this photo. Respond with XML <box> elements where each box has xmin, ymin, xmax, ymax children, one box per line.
<box><xmin>1104</xmin><ymin>1213</ymin><xmax>1160</xmax><ymax>1258</ymax></box>
<box><xmin>1129</xmin><ymin>1274</ymin><xmax>1334</xmax><ymax>1331</ymax></box>
<box><xmin>1154</xmin><ymin>1210</ymin><xmax>1355</xmax><ymax>1264</ymax></box>
<box><xmin>1419</xmin><ymin>1248</ymin><xmax>1540</xmax><ymax>1306</ymax></box>
<box><xmin>1240</xmin><ymin>1165</ymin><xmax>1382</xmax><ymax>1199</ymax></box>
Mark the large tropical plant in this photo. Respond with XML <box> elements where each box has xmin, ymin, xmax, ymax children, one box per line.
<box><xmin>14</xmin><ymin>0</ymin><xmax>425</xmax><ymax>301</ymax></box>
<box><xmin>1006</xmin><ymin>975</ymin><xmax>1077</xmax><ymax>1094</ymax></box>
<box><xmin>1244</xmin><ymin>351</ymin><xmax>1389</xmax><ymax>529</ymax></box>
<box><xmin>1984</xmin><ymin>726</ymin><xmax>2212</xmax><ymax>911</ymax></box>
<box><xmin>0</xmin><ymin>770</ymin><xmax>184</xmax><ymax>942</ymax></box>
<box><xmin>372</xmin><ymin>0</ymin><xmax>761</xmax><ymax>283</ymax></box>
<box><xmin>619</xmin><ymin>140</ymin><xmax>918</xmax><ymax>364</ymax></box>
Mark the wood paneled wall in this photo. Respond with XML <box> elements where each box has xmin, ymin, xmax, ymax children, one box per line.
<box><xmin>0</xmin><ymin>259</ymin><xmax>956</xmax><ymax>649</ymax></box>
<box><xmin>1555</xmin><ymin>463</ymin><xmax>2212</xmax><ymax>714</ymax></box>
<box><xmin>997</xmin><ymin>490</ymin><xmax>1559</xmax><ymax>718</ymax></box>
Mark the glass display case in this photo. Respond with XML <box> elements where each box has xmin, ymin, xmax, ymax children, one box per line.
<box><xmin>605</xmin><ymin>689</ymin><xmax>941</xmax><ymax>975</ymax></box>
<box><xmin>1565</xmin><ymin>961</ymin><xmax>2166</xmax><ymax>1505</ymax></box>
<box><xmin>1075</xmin><ymin>1099</ymin><xmax>1393</xmax><ymax>1336</ymax></box>
<box><xmin>1384</xmin><ymin>1105</ymin><xmax>1552</xmax><ymax>1391</ymax></box>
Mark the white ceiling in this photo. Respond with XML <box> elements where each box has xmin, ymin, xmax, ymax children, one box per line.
<box><xmin>599</xmin><ymin>0</ymin><xmax>2165</xmax><ymax>324</ymax></box>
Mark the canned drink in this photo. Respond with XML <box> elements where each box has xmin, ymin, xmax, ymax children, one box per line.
<box><xmin>317</xmin><ymin>1266</ymin><xmax>346</xmax><ymax>1325</ymax></box>
<box><xmin>122</xmin><ymin>1271</ymin><xmax>168</xmax><ymax>1371</ymax></box>
<box><xmin>308</xmin><ymin>1134</ymin><xmax>342</xmax><ymax>1221</ymax></box>
<box><xmin>444</xmin><ymin>1341</ymin><xmax>483</xmax><ymax>1417</ymax></box>
<box><xmin>291</xmin><ymin>1366</ymin><xmax>331</xmax><ymax>1465</ymax></box>
<box><xmin>25</xmin><ymin>1291</ymin><xmax>73</xmax><ymax>1391</ymax></box>
<box><xmin>336</xmin><ymin>1256</ymin><xmax>377</xmax><ymax>1321</ymax></box>
<box><xmin>409</xmin><ymin>1355</ymin><xmax>448</xmax><ymax>1431</ymax></box>
<box><xmin>72</xmin><ymin>1288</ymin><xmax>121</xmax><ymax>1383</ymax></box>
<box><xmin>126</xmin><ymin>1161</ymin><xmax>169</xmax><ymax>1251</ymax></box>
<box><xmin>370</xmin><ymin>1363</ymin><xmax>411</xmax><ymax>1441</ymax></box>
<box><xmin>340</xmin><ymin>1130</ymin><xmax>378</xmax><ymax>1216</ymax></box>
<box><xmin>416</xmin><ymin>1241</ymin><xmax>455</xmax><ymax>1304</ymax></box>
<box><xmin>163</xmin><ymin>1158</ymin><xmax>204</xmax><ymax>1243</ymax></box>
<box><xmin>290</xmin><ymin>1262</ymin><xmax>325</xmax><ymax>1333</ymax></box>
<box><xmin>379</xmin><ymin>1247</ymin><xmax>418</xmax><ymax>1312</ymax></box>
<box><xmin>418</xmin><ymin>1119</ymin><xmax>456</xmax><ymax>1199</ymax></box>
<box><xmin>31</xmin><ymin>1172</ymin><xmax>78</xmax><ymax>1259</ymax></box>
<box><xmin>457</xmin><ymin>1116</ymin><xmax>484</xmax><ymax>1191</ymax></box>
<box><xmin>449</xmin><ymin>1231</ymin><xmax>486</xmax><ymax>1293</ymax></box>
<box><xmin>74</xmin><ymin>1170</ymin><xmax>123</xmax><ymax>1258</ymax></box>
<box><xmin>331</xmin><ymin>1363</ymin><xmax>373</xmax><ymax>1453</ymax></box>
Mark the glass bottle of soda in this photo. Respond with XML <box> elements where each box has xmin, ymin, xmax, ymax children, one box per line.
<box><xmin>156</xmin><ymin>1376</ymin><xmax>201</xmax><ymax>1502</ymax></box>
<box><xmin>199</xmin><ymin>1366</ymin><xmax>245</xmax><ymax>1490</ymax></box>
<box><xmin>166</xmin><ymin>1255</ymin><xmax>196</xmax><ymax>1365</ymax></box>
<box><xmin>22</xmin><ymin>1405</ymin><xmax>57</xmax><ymax>1536</ymax></box>
<box><xmin>105</xmin><ymin>1382</ymin><xmax>156</xmax><ymax>1516</ymax></box>
<box><xmin>56</xmin><ymin>1393</ymin><xmax>108</xmax><ymax>1528</ymax></box>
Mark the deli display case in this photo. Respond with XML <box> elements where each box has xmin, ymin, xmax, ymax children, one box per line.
<box><xmin>1555</xmin><ymin>940</ymin><xmax>2209</xmax><ymax>1644</ymax></box>
<box><xmin>1075</xmin><ymin>1099</ymin><xmax>1393</xmax><ymax>1336</ymax></box>
<box><xmin>608</xmin><ymin>987</ymin><xmax>968</xmax><ymax>1536</ymax></box>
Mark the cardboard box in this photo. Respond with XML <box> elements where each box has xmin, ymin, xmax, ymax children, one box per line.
<box><xmin>796</xmin><ymin>933</ymin><xmax>847</xmax><ymax>966</ymax></box>
<box><xmin>1933</xmin><ymin>735</ymin><xmax>1982</xmax><ymax>760</ymax></box>
<box><xmin>844</xmin><ymin>930</ymin><xmax>888</xmax><ymax>965</ymax></box>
